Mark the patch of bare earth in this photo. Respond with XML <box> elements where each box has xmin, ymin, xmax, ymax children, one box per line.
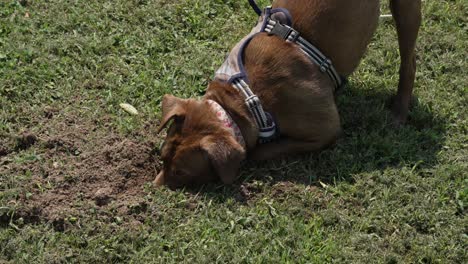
<box><xmin>0</xmin><ymin>108</ymin><xmax>160</xmax><ymax>228</ymax></box>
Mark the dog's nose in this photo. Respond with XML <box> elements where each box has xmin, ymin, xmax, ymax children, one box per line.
<box><xmin>153</xmin><ymin>170</ymin><xmax>165</xmax><ymax>187</ymax></box>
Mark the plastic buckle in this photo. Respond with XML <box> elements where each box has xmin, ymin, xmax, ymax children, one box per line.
<box><xmin>286</xmin><ymin>30</ymin><xmax>300</xmax><ymax>42</ymax></box>
<box><xmin>268</xmin><ymin>20</ymin><xmax>293</xmax><ymax>40</ymax></box>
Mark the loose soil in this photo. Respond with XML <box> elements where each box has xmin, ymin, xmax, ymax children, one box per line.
<box><xmin>0</xmin><ymin>109</ymin><xmax>161</xmax><ymax>228</ymax></box>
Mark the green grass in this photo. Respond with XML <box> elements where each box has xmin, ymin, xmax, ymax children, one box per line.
<box><xmin>1</xmin><ymin>0</ymin><xmax>467</xmax><ymax>263</ymax></box>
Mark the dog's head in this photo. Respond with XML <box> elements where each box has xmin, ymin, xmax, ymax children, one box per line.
<box><xmin>154</xmin><ymin>94</ymin><xmax>245</xmax><ymax>189</ymax></box>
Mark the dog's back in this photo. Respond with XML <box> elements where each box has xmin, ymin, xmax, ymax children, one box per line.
<box><xmin>273</xmin><ymin>0</ymin><xmax>380</xmax><ymax>75</ymax></box>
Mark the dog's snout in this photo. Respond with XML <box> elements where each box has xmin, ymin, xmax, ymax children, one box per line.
<box><xmin>153</xmin><ymin>170</ymin><xmax>165</xmax><ymax>187</ymax></box>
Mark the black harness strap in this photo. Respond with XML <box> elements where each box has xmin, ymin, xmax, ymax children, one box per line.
<box><xmin>248</xmin><ymin>0</ymin><xmax>262</xmax><ymax>16</ymax></box>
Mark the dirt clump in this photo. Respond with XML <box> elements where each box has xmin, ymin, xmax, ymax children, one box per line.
<box><xmin>0</xmin><ymin>132</ymin><xmax>37</xmax><ymax>157</ymax></box>
<box><xmin>0</xmin><ymin>144</ymin><xmax>10</xmax><ymax>157</ymax></box>
<box><xmin>94</xmin><ymin>187</ymin><xmax>114</xmax><ymax>206</ymax></box>
<box><xmin>15</xmin><ymin>132</ymin><xmax>37</xmax><ymax>150</ymax></box>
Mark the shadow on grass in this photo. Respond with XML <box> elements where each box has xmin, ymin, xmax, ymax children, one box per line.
<box><xmin>198</xmin><ymin>80</ymin><xmax>447</xmax><ymax>201</ymax></box>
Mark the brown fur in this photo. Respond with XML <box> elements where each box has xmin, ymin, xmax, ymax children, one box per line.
<box><xmin>156</xmin><ymin>95</ymin><xmax>245</xmax><ymax>189</ymax></box>
<box><xmin>154</xmin><ymin>0</ymin><xmax>422</xmax><ymax>188</ymax></box>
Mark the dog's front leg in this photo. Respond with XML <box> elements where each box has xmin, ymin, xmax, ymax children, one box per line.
<box><xmin>248</xmin><ymin>137</ymin><xmax>335</xmax><ymax>161</ymax></box>
<box><xmin>389</xmin><ymin>0</ymin><xmax>422</xmax><ymax>125</ymax></box>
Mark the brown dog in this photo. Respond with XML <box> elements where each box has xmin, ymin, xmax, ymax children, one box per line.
<box><xmin>154</xmin><ymin>0</ymin><xmax>422</xmax><ymax>189</ymax></box>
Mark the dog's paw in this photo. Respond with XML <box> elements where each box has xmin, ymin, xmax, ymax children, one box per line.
<box><xmin>389</xmin><ymin>95</ymin><xmax>418</xmax><ymax>127</ymax></box>
<box><xmin>390</xmin><ymin>111</ymin><xmax>408</xmax><ymax>127</ymax></box>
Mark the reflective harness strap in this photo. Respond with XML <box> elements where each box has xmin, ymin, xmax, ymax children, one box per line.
<box><xmin>232</xmin><ymin>79</ymin><xmax>277</xmax><ymax>142</ymax></box>
<box><xmin>219</xmin><ymin>7</ymin><xmax>280</xmax><ymax>144</ymax></box>
<box><xmin>264</xmin><ymin>17</ymin><xmax>343</xmax><ymax>89</ymax></box>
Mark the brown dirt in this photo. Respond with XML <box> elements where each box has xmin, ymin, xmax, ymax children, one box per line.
<box><xmin>0</xmin><ymin>109</ymin><xmax>161</xmax><ymax>227</ymax></box>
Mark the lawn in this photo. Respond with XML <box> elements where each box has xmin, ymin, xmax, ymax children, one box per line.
<box><xmin>0</xmin><ymin>0</ymin><xmax>466</xmax><ymax>263</ymax></box>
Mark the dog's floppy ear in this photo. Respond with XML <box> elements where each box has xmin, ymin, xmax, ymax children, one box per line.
<box><xmin>157</xmin><ymin>94</ymin><xmax>186</xmax><ymax>133</ymax></box>
<box><xmin>201</xmin><ymin>135</ymin><xmax>245</xmax><ymax>184</ymax></box>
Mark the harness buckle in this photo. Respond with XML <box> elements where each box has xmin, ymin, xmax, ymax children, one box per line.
<box><xmin>267</xmin><ymin>19</ymin><xmax>293</xmax><ymax>40</ymax></box>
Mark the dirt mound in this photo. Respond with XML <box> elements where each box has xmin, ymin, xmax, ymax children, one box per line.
<box><xmin>25</xmin><ymin>139</ymin><xmax>158</xmax><ymax>220</ymax></box>
<box><xmin>0</xmin><ymin>111</ymin><xmax>160</xmax><ymax>228</ymax></box>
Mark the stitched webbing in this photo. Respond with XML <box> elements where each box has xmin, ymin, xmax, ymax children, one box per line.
<box><xmin>264</xmin><ymin>18</ymin><xmax>343</xmax><ymax>90</ymax></box>
<box><xmin>232</xmin><ymin>79</ymin><xmax>276</xmax><ymax>142</ymax></box>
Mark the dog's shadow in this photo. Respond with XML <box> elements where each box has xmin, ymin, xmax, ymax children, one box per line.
<box><xmin>197</xmin><ymin>80</ymin><xmax>447</xmax><ymax>201</ymax></box>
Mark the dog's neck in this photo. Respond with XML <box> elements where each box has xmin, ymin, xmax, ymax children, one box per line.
<box><xmin>203</xmin><ymin>81</ymin><xmax>259</xmax><ymax>150</ymax></box>
<box><xmin>207</xmin><ymin>99</ymin><xmax>246</xmax><ymax>148</ymax></box>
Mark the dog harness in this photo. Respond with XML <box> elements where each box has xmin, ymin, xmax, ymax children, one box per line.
<box><xmin>215</xmin><ymin>2</ymin><xmax>343</xmax><ymax>143</ymax></box>
<box><xmin>207</xmin><ymin>100</ymin><xmax>246</xmax><ymax>148</ymax></box>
